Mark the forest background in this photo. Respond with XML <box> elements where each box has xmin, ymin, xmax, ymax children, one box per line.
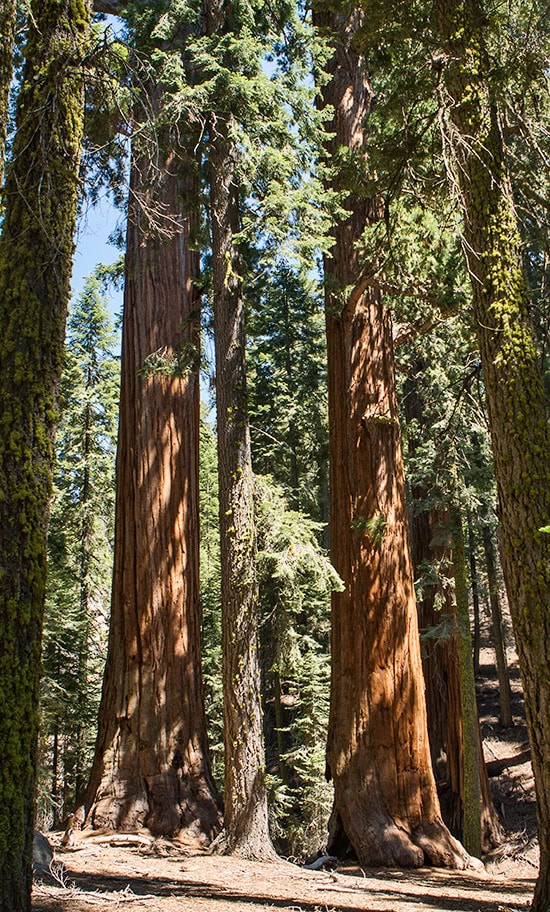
<box><xmin>0</xmin><ymin>1</ymin><xmax>548</xmax><ymax>912</ymax></box>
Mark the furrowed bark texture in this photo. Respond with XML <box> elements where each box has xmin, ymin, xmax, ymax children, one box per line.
<box><xmin>436</xmin><ymin>1</ymin><xmax>550</xmax><ymax>905</ymax></box>
<box><xmin>81</xmin><ymin>138</ymin><xmax>221</xmax><ymax>842</ymax></box>
<box><xmin>209</xmin><ymin>120</ymin><xmax>275</xmax><ymax>860</ymax></box>
<box><xmin>314</xmin><ymin>6</ymin><xmax>467</xmax><ymax>869</ymax></box>
<box><xmin>0</xmin><ymin>2</ymin><xmax>91</xmax><ymax>909</ymax></box>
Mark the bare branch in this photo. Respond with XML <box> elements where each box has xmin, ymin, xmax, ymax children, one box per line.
<box><xmin>393</xmin><ymin>317</ymin><xmax>442</xmax><ymax>347</ymax></box>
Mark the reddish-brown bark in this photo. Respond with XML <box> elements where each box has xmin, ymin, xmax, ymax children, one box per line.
<box><xmin>407</xmin><ymin>472</ymin><xmax>502</xmax><ymax>851</ymax></box>
<box><xmin>315</xmin><ymin>7</ymin><xmax>467</xmax><ymax>868</ymax></box>
<box><xmin>78</xmin><ymin>145</ymin><xmax>221</xmax><ymax>842</ymax></box>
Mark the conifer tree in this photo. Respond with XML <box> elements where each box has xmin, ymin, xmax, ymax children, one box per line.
<box><xmin>432</xmin><ymin>4</ymin><xmax>550</xmax><ymax>903</ymax></box>
<box><xmin>312</xmin><ymin>3</ymin><xmax>467</xmax><ymax>867</ymax></box>
<box><xmin>0</xmin><ymin>0</ymin><xmax>91</xmax><ymax>907</ymax></box>
<box><xmin>80</xmin><ymin>47</ymin><xmax>222</xmax><ymax>839</ymax></box>
<box><xmin>41</xmin><ymin>272</ymin><xmax>119</xmax><ymax>823</ymax></box>
<box><xmin>247</xmin><ymin>263</ymin><xmax>329</xmax><ymax>528</ymax></box>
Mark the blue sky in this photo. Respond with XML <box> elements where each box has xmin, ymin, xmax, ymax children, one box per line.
<box><xmin>72</xmin><ymin>195</ymin><xmax>123</xmax><ymax>321</ymax></box>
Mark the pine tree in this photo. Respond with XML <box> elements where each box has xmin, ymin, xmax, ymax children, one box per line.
<box><xmin>40</xmin><ymin>272</ymin><xmax>119</xmax><ymax>824</ymax></box>
<box><xmin>255</xmin><ymin>476</ymin><xmax>339</xmax><ymax>856</ymax></box>
<box><xmin>0</xmin><ymin>0</ymin><xmax>91</xmax><ymax>907</ymax></box>
<box><xmin>247</xmin><ymin>263</ymin><xmax>329</xmax><ymax>528</ymax></box>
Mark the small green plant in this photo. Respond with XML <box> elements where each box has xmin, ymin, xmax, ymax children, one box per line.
<box><xmin>350</xmin><ymin>512</ymin><xmax>387</xmax><ymax>545</ymax></box>
<box><xmin>139</xmin><ymin>342</ymin><xmax>198</xmax><ymax>379</ymax></box>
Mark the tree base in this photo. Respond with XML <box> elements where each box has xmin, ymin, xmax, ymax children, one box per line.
<box><xmin>328</xmin><ymin>806</ymin><xmax>470</xmax><ymax>870</ymax></box>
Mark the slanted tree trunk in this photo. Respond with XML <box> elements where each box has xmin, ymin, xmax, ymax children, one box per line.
<box><xmin>436</xmin><ymin>2</ymin><xmax>550</xmax><ymax>904</ymax></box>
<box><xmin>481</xmin><ymin>522</ymin><xmax>513</xmax><ymax>728</ymax></box>
<box><xmin>0</xmin><ymin>2</ymin><xmax>91</xmax><ymax>908</ymax></box>
<box><xmin>208</xmin><ymin>114</ymin><xmax>275</xmax><ymax>860</ymax></box>
<box><xmin>314</xmin><ymin>6</ymin><xmax>467</xmax><ymax>869</ymax></box>
<box><xmin>79</xmin><ymin>129</ymin><xmax>221</xmax><ymax>841</ymax></box>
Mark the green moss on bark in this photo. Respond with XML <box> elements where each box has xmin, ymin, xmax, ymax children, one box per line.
<box><xmin>436</xmin><ymin>0</ymin><xmax>550</xmax><ymax>905</ymax></box>
<box><xmin>0</xmin><ymin>2</ymin><xmax>91</xmax><ymax>910</ymax></box>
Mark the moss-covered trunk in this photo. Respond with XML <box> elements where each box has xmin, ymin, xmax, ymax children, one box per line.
<box><xmin>0</xmin><ymin>2</ymin><xmax>90</xmax><ymax>909</ymax></box>
<box><xmin>314</xmin><ymin>5</ymin><xmax>467</xmax><ymax>869</ymax></box>
<box><xmin>0</xmin><ymin>0</ymin><xmax>16</xmax><ymax>189</ymax></box>
<box><xmin>435</xmin><ymin>0</ymin><xmax>550</xmax><ymax>904</ymax></box>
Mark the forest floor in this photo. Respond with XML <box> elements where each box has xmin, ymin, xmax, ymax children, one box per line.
<box><xmin>32</xmin><ymin>640</ymin><xmax>539</xmax><ymax>912</ymax></box>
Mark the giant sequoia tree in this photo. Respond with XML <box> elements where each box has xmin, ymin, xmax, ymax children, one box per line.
<box><xmin>433</xmin><ymin>0</ymin><xmax>550</xmax><ymax>905</ymax></box>
<box><xmin>313</xmin><ymin>5</ymin><xmax>467</xmax><ymax>867</ymax></box>
<box><xmin>0</xmin><ymin>0</ymin><xmax>91</xmax><ymax>908</ymax></box>
<box><xmin>78</xmin><ymin>4</ymin><xmax>221</xmax><ymax>837</ymax></box>
<box><xmin>79</xmin><ymin>112</ymin><xmax>221</xmax><ymax>836</ymax></box>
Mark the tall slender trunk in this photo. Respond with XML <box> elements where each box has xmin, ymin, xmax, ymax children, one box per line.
<box><xmin>80</xmin><ymin>129</ymin><xmax>221</xmax><ymax>840</ymax></box>
<box><xmin>467</xmin><ymin>511</ymin><xmax>481</xmax><ymax>676</ymax></box>
<box><xmin>75</xmin><ymin>398</ymin><xmax>93</xmax><ymax>799</ymax></box>
<box><xmin>209</xmin><ymin>118</ymin><xmax>275</xmax><ymax>859</ymax></box>
<box><xmin>451</xmin><ymin>505</ymin><xmax>482</xmax><ymax>858</ymax></box>
<box><xmin>314</xmin><ymin>6</ymin><xmax>467</xmax><ymax>868</ymax></box>
<box><xmin>0</xmin><ymin>2</ymin><xmax>91</xmax><ymax>908</ymax></box>
<box><xmin>435</xmin><ymin>2</ymin><xmax>550</xmax><ymax>903</ymax></box>
<box><xmin>0</xmin><ymin>0</ymin><xmax>16</xmax><ymax>189</ymax></box>
<box><xmin>481</xmin><ymin>522</ymin><xmax>513</xmax><ymax>728</ymax></box>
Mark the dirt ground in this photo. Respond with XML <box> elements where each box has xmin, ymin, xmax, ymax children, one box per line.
<box><xmin>32</xmin><ymin>639</ymin><xmax>539</xmax><ymax>912</ymax></box>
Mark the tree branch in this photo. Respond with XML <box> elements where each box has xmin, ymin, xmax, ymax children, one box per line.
<box><xmin>93</xmin><ymin>0</ymin><xmax>126</xmax><ymax>14</ymax></box>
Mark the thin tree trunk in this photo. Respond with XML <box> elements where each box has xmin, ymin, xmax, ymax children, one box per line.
<box><xmin>436</xmin><ymin>3</ymin><xmax>550</xmax><ymax>903</ymax></box>
<box><xmin>75</xmin><ymin>399</ymin><xmax>93</xmax><ymax>800</ymax></box>
<box><xmin>0</xmin><ymin>2</ymin><xmax>91</xmax><ymax>908</ymax></box>
<box><xmin>51</xmin><ymin>728</ymin><xmax>60</xmax><ymax>829</ymax></box>
<box><xmin>482</xmin><ymin>523</ymin><xmax>513</xmax><ymax>728</ymax></box>
<box><xmin>451</xmin><ymin>505</ymin><xmax>482</xmax><ymax>858</ymax></box>
<box><xmin>208</xmin><ymin>117</ymin><xmax>275</xmax><ymax>860</ymax></box>
<box><xmin>314</xmin><ymin>6</ymin><xmax>467</xmax><ymax>869</ymax></box>
<box><xmin>467</xmin><ymin>511</ymin><xmax>481</xmax><ymax>676</ymax></box>
<box><xmin>80</xmin><ymin>130</ymin><xmax>221</xmax><ymax>840</ymax></box>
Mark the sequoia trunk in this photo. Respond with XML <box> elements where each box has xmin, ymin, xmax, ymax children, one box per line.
<box><xmin>315</xmin><ymin>6</ymin><xmax>467</xmax><ymax>868</ymax></box>
<box><xmin>80</xmin><ymin>139</ymin><xmax>221</xmax><ymax>841</ymax></box>
<box><xmin>0</xmin><ymin>2</ymin><xmax>90</xmax><ymax>908</ymax></box>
